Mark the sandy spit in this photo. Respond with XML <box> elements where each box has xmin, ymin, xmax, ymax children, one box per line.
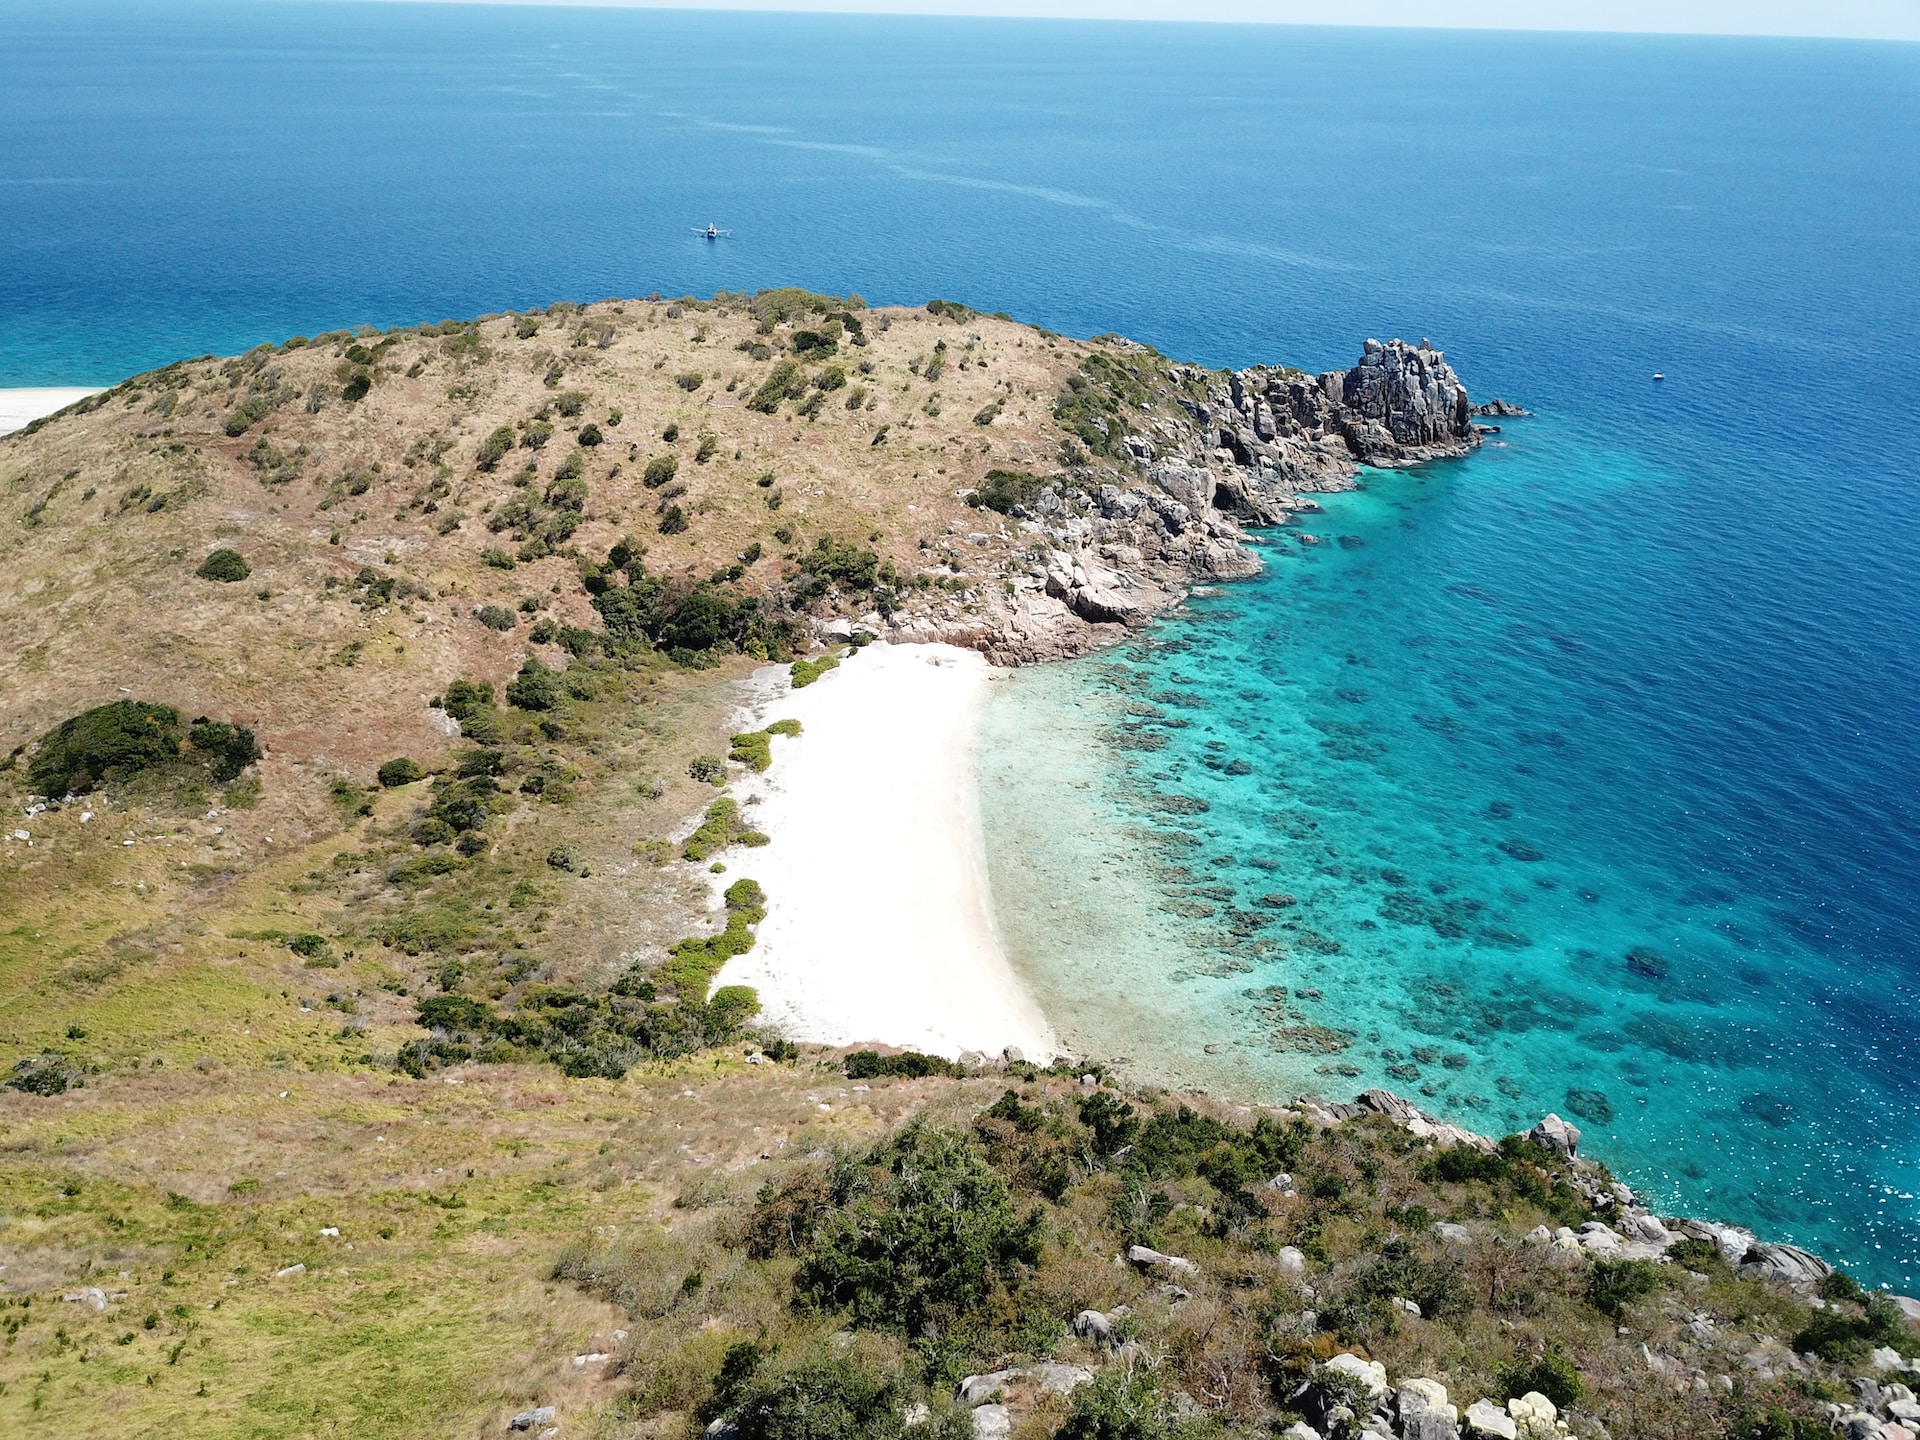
<box><xmin>710</xmin><ymin>642</ymin><xmax>1063</xmax><ymax>1062</ymax></box>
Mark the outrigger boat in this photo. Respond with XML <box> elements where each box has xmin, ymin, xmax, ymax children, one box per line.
<box><xmin>693</xmin><ymin>223</ymin><xmax>732</xmax><ymax>240</ymax></box>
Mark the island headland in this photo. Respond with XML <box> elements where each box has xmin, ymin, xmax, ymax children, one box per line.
<box><xmin>0</xmin><ymin>292</ymin><xmax>1901</xmax><ymax>1440</ymax></box>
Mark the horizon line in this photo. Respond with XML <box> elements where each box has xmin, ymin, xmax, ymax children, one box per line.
<box><xmin>301</xmin><ymin>0</ymin><xmax>1920</xmax><ymax>44</ymax></box>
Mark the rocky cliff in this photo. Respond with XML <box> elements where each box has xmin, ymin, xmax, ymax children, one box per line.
<box><xmin>877</xmin><ymin>337</ymin><xmax>1485</xmax><ymax>663</ymax></box>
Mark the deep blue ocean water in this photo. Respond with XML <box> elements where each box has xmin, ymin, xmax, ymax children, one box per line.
<box><xmin>5</xmin><ymin>2</ymin><xmax>1920</xmax><ymax>1279</ymax></box>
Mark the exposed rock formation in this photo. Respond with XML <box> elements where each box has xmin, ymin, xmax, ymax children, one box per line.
<box><xmin>876</xmin><ymin>337</ymin><xmax>1485</xmax><ymax>664</ymax></box>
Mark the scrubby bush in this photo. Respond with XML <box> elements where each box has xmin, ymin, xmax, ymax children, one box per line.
<box><xmin>186</xmin><ymin>716</ymin><xmax>262</xmax><ymax>782</ymax></box>
<box><xmin>688</xmin><ymin>755</ymin><xmax>726</xmax><ymax>785</ymax></box>
<box><xmin>1584</xmin><ymin>1257</ymin><xmax>1665</xmax><ymax>1318</ymax></box>
<box><xmin>788</xmin><ymin>1122</ymin><xmax>1042</xmax><ymax>1335</ymax></box>
<box><xmin>681</xmin><ymin>797</ymin><xmax>769</xmax><ymax>859</ymax></box>
<box><xmin>643</xmin><ymin>454</ymin><xmax>679</xmax><ymax>489</ymax></box>
<box><xmin>473</xmin><ymin>605</ymin><xmax>517</xmax><ymax>631</ymax></box>
<box><xmin>1496</xmin><ymin>1346</ymin><xmax>1584</xmax><ymax>1411</ymax></box>
<box><xmin>378</xmin><ymin>757</ymin><xmax>426</xmax><ymax>788</ymax></box>
<box><xmin>597</xmin><ymin>578</ymin><xmax>796</xmax><ymax>664</ymax></box>
<box><xmin>30</xmin><ymin>701</ymin><xmax>183</xmax><ymax>794</ymax></box>
<box><xmin>288</xmin><ymin>933</ymin><xmax>330</xmax><ymax>959</ymax></box>
<box><xmin>676</xmin><ymin>371</ymin><xmax>703</xmax><ymax>391</ymax></box>
<box><xmin>5</xmin><ymin>1052</ymin><xmax>81</xmax><ymax>1096</ymax></box>
<box><xmin>195</xmin><ymin>548</ymin><xmax>252</xmax><ymax>582</ymax></box>
<box><xmin>578</xmin><ymin>423</ymin><xmax>603</xmax><ymax>447</ymax></box>
<box><xmin>713</xmin><ymin>1349</ymin><xmax>922</xmax><ymax>1440</ymax></box>
<box><xmin>506</xmin><ymin>657</ymin><xmax>562</xmax><ymax>711</ymax></box>
<box><xmin>844</xmin><ymin>1050</ymin><xmax>958</xmax><ymax>1080</ymax></box>
<box><xmin>475</xmin><ymin>426</ymin><xmax>515</xmax><ymax>471</ymax></box>
<box><xmin>749</xmin><ymin>361</ymin><xmax>804</xmax><ymax>413</ymax></box>
<box><xmin>966</xmin><ymin>469</ymin><xmax>1052</xmax><ymax>515</ymax></box>
<box><xmin>1792</xmin><ymin>1292</ymin><xmax>1913</xmax><ymax>1363</ymax></box>
<box><xmin>1056</xmin><ymin>1367</ymin><xmax>1167</xmax><ymax>1440</ymax></box>
<box><xmin>554</xmin><ymin>389</ymin><xmax>588</xmax><ymax>417</ymax></box>
<box><xmin>790</xmin><ymin>655</ymin><xmax>839</xmax><ymax>689</ymax></box>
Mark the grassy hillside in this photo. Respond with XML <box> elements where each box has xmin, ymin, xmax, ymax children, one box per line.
<box><xmin>0</xmin><ymin>293</ymin><xmax>1903</xmax><ymax>1438</ymax></box>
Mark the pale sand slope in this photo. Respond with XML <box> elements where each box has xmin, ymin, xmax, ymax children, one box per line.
<box><xmin>711</xmin><ymin>643</ymin><xmax>1063</xmax><ymax>1062</ymax></box>
<box><xmin>0</xmin><ymin>388</ymin><xmax>103</xmax><ymax>436</ymax></box>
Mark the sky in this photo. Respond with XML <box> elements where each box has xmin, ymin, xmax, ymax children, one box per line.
<box><xmin>356</xmin><ymin>0</ymin><xmax>1920</xmax><ymax>41</ymax></box>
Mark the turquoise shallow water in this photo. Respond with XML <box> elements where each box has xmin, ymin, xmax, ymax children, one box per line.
<box><xmin>982</xmin><ymin>411</ymin><xmax>1920</xmax><ymax>1285</ymax></box>
<box><xmin>4</xmin><ymin>2</ymin><xmax>1919</xmax><ymax>1281</ymax></box>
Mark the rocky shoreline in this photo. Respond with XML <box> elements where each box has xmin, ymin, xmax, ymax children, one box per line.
<box><xmin>870</xmin><ymin>336</ymin><xmax>1495</xmax><ymax>664</ymax></box>
<box><xmin>1277</xmin><ymin>1087</ymin><xmax>1920</xmax><ymax>1440</ymax></box>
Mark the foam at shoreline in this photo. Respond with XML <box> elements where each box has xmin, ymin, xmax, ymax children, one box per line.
<box><xmin>711</xmin><ymin>643</ymin><xmax>1059</xmax><ymax>1062</ymax></box>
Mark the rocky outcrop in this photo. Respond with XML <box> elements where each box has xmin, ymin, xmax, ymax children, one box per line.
<box><xmin>874</xmin><ymin>336</ymin><xmax>1485</xmax><ymax>664</ymax></box>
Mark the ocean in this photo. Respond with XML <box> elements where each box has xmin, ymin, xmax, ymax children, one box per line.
<box><xmin>5</xmin><ymin>2</ymin><xmax>1919</xmax><ymax>1281</ymax></box>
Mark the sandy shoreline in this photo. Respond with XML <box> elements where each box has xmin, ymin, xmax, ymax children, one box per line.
<box><xmin>710</xmin><ymin>643</ymin><xmax>1061</xmax><ymax>1062</ymax></box>
<box><xmin>0</xmin><ymin>388</ymin><xmax>103</xmax><ymax>436</ymax></box>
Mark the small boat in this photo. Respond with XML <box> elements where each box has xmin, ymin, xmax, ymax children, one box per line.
<box><xmin>693</xmin><ymin>222</ymin><xmax>732</xmax><ymax>240</ymax></box>
<box><xmin>1653</xmin><ymin>372</ymin><xmax>1665</xmax><ymax>381</ymax></box>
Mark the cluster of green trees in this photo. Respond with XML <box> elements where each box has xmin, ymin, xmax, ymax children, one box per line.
<box><xmin>25</xmin><ymin>700</ymin><xmax>261</xmax><ymax>796</ymax></box>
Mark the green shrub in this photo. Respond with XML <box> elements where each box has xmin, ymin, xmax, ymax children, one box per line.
<box><xmin>1056</xmin><ymin>1367</ymin><xmax>1166</xmax><ymax>1440</ymax></box>
<box><xmin>1667</xmin><ymin>1237</ymin><xmax>1720</xmax><ymax>1269</ymax></box>
<box><xmin>473</xmin><ymin>605</ymin><xmax>517</xmax><ymax>632</ymax></box>
<box><xmin>659</xmin><ymin>504</ymin><xmax>689</xmax><ymax>535</ymax></box>
<box><xmin>341</xmin><ymin>370</ymin><xmax>371</xmax><ymax>403</ymax></box>
<box><xmin>475</xmin><ymin>426</ymin><xmax>515</xmax><ymax>471</ymax></box>
<box><xmin>1585</xmin><ymin>1258</ymin><xmax>1664</xmax><ymax>1318</ymax></box>
<box><xmin>378</xmin><ymin>757</ymin><xmax>426</xmax><ymax>788</ymax></box>
<box><xmin>195</xmin><ymin>548</ymin><xmax>252</xmax><ymax>582</ymax></box>
<box><xmin>749</xmin><ymin>361</ymin><xmax>804</xmax><ymax>413</ymax></box>
<box><xmin>657</xmin><ymin>875</ymin><xmax>769</xmax><ymax>999</ymax></box>
<box><xmin>695</xmin><ymin>431</ymin><xmax>719</xmax><ymax>463</ymax></box>
<box><xmin>688</xmin><ymin>755</ymin><xmax>727</xmax><ymax>785</ymax></box>
<box><xmin>729</xmin><ymin>731</ymin><xmax>772</xmax><ymax>771</ymax></box>
<box><xmin>554</xmin><ymin>389</ymin><xmax>588</xmax><ymax>417</ymax></box>
<box><xmin>1496</xmin><ymin>1345</ymin><xmax>1584</xmax><ymax>1411</ymax></box>
<box><xmin>1730</xmin><ymin>1408</ymin><xmax>1841</xmax><ymax>1440</ymax></box>
<box><xmin>716</xmin><ymin>1350</ymin><xmax>911</xmax><ymax>1440</ymax></box>
<box><xmin>30</xmin><ymin>700</ymin><xmax>183</xmax><ymax>794</ymax></box>
<box><xmin>1321</xmin><ymin>1237</ymin><xmax>1468</xmax><ymax>1333</ymax></box>
<box><xmin>1792</xmin><ymin>1293</ymin><xmax>1913</xmax><ymax>1363</ymax></box>
<box><xmin>5</xmin><ymin>1052</ymin><xmax>81</xmax><ymax>1096</ymax></box>
<box><xmin>521</xmin><ymin>420</ymin><xmax>553</xmax><ymax>450</ymax></box>
<box><xmin>287</xmin><ymin>933</ymin><xmax>330</xmax><ymax>959</ymax></box>
<box><xmin>766</xmin><ymin>718</ymin><xmax>802</xmax><ymax>738</ymax></box>
<box><xmin>676</xmin><ymin>371</ymin><xmax>703</xmax><ymax>391</ymax></box>
<box><xmin>506</xmin><ymin>658</ymin><xmax>562</xmax><ymax>711</ymax></box>
<box><xmin>790</xmin><ymin>1121</ymin><xmax>1042</xmax><ymax>1335</ymax></box>
<box><xmin>796</xmin><ymin>537</ymin><xmax>880</xmax><ymax>593</ymax></box>
<box><xmin>224</xmin><ymin>393</ymin><xmax>275</xmax><ymax>436</ymax></box>
<box><xmin>439</xmin><ymin>681</ymin><xmax>498</xmax><ymax>741</ymax></box>
<box><xmin>578</xmin><ymin>423</ymin><xmax>603</xmax><ymax>447</ymax></box>
<box><xmin>643</xmin><ymin>454</ymin><xmax>679</xmax><ymax>489</ymax></box>
<box><xmin>186</xmin><ymin>716</ymin><xmax>262</xmax><ymax>781</ymax></box>
<box><xmin>681</xmin><ymin>798</ymin><xmax>769</xmax><ymax>860</ymax></box>
<box><xmin>966</xmin><ymin>469</ymin><xmax>1052</xmax><ymax>515</ymax></box>
<box><xmin>790</xmin><ymin>655</ymin><xmax>839</xmax><ymax>688</ymax></box>
<box><xmin>844</xmin><ymin>1050</ymin><xmax>958</xmax><ymax>1080</ymax></box>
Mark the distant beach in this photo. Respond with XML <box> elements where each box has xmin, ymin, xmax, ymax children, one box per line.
<box><xmin>712</xmin><ymin>643</ymin><xmax>1059</xmax><ymax>1063</ymax></box>
<box><xmin>0</xmin><ymin>389</ymin><xmax>99</xmax><ymax>436</ymax></box>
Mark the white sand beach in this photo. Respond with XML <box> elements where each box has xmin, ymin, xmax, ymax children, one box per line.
<box><xmin>0</xmin><ymin>388</ymin><xmax>102</xmax><ymax>436</ymax></box>
<box><xmin>711</xmin><ymin>642</ymin><xmax>1062</xmax><ymax>1063</ymax></box>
